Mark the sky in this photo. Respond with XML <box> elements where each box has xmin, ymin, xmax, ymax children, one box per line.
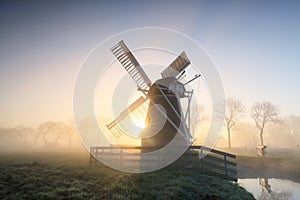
<box><xmin>0</xmin><ymin>0</ymin><xmax>300</xmax><ymax>127</ymax></box>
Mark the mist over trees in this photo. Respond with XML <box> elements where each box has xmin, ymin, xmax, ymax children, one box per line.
<box><xmin>215</xmin><ymin>99</ymin><xmax>300</xmax><ymax>149</ymax></box>
<box><xmin>190</xmin><ymin>104</ymin><xmax>209</xmax><ymax>143</ymax></box>
<box><xmin>1</xmin><ymin>99</ymin><xmax>300</xmax><ymax>150</ymax></box>
<box><xmin>0</xmin><ymin>121</ymin><xmax>81</xmax><ymax>150</ymax></box>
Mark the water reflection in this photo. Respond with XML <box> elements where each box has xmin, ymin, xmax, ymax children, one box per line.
<box><xmin>257</xmin><ymin>177</ymin><xmax>293</xmax><ymax>199</ymax></box>
<box><xmin>238</xmin><ymin>178</ymin><xmax>299</xmax><ymax>200</ymax></box>
<box><xmin>258</xmin><ymin>189</ymin><xmax>293</xmax><ymax>200</ymax></box>
<box><xmin>259</xmin><ymin>177</ymin><xmax>271</xmax><ymax>193</ymax></box>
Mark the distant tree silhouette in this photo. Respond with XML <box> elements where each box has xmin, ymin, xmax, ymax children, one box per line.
<box><xmin>37</xmin><ymin>121</ymin><xmax>69</xmax><ymax>147</ymax></box>
<box><xmin>224</xmin><ymin>97</ymin><xmax>245</xmax><ymax>148</ymax></box>
<box><xmin>251</xmin><ymin>101</ymin><xmax>280</xmax><ymax>146</ymax></box>
<box><xmin>14</xmin><ymin>125</ymin><xmax>35</xmax><ymax>145</ymax></box>
<box><xmin>284</xmin><ymin>115</ymin><xmax>300</xmax><ymax>135</ymax></box>
<box><xmin>37</xmin><ymin>122</ymin><xmax>51</xmax><ymax>145</ymax></box>
<box><xmin>189</xmin><ymin>104</ymin><xmax>209</xmax><ymax>144</ymax></box>
<box><xmin>14</xmin><ymin>125</ymin><xmax>26</xmax><ymax>143</ymax></box>
<box><xmin>66</xmin><ymin>122</ymin><xmax>77</xmax><ymax>148</ymax></box>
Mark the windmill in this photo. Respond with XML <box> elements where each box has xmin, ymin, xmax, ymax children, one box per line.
<box><xmin>106</xmin><ymin>40</ymin><xmax>200</xmax><ymax>151</ymax></box>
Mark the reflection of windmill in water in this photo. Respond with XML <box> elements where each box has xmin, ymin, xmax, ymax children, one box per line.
<box><xmin>106</xmin><ymin>41</ymin><xmax>200</xmax><ymax>151</ymax></box>
<box><xmin>259</xmin><ymin>177</ymin><xmax>272</xmax><ymax>193</ymax></box>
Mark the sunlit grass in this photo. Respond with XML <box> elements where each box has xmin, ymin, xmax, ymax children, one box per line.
<box><xmin>0</xmin><ymin>152</ymin><xmax>254</xmax><ymax>200</ymax></box>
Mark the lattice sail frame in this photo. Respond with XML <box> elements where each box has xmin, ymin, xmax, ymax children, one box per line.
<box><xmin>106</xmin><ymin>97</ymin><xmax>148</xmax><ymax>138</ymax></box>
<box><xmin>161</xmin><ymin>51</ymin><xmax>190</xmax><ymax>78</ymax></box>
<box><xmin>110</xmin><ymin>40</ymin><xmax>152</xmax><ymax>91</ymax></box>
<box><xmin>107</xmin><ymin>41</ymin><xmax>194</xmax><ymax>140</ymax></box>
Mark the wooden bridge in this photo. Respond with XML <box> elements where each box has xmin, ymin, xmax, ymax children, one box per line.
<box><xmin>90</xmin><ymin>145</ymin><xmax>237</xmax><ymax>182</ymax></box>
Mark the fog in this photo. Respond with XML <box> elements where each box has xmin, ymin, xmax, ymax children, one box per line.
<box><xmin>0</xmin><ymin>122</ymin><xmax>84</xmax><ymax>152</ymax></box>
<box><xmin>214</xmin><ymin>120</ymin><xmax>300</xmax><ymax>150</ymax></box>
<box><xmin>1</xmin><ymin>115</ymin><xmax>300</xmax><ymax>153</ymax></box>
<box><xmin>1</xmin><ymin>115</ymin><xmax>300</xmax><ymax>199</ymax></box>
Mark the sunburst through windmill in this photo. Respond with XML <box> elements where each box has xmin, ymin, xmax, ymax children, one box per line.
<box><xmin>106</xmin><ymin>40</ymin><xmax>201</xmax><ymax>151</ymax></box>
<box><xmin>89</xmin><ymin>39</ymin><xmax>237</xmax><ymax>179</ymax></box>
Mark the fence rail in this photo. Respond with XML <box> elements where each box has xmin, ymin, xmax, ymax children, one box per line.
<box><xmin>90</xmin><ymin>145</ymin><xmax>237</xmax><ymax>182</ymax></box>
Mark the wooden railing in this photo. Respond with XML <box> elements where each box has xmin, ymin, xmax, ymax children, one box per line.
<box><xmin>191</xmin><ymin>146</ymin><xmax>237</xmax><ymax>181</ymax></box>
<box><xmin>90</xmin><ymin>145</ymin><xmax>237</xmax><ymax>182</ymax></box>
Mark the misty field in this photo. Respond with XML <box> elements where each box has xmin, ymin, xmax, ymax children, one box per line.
<box><xmin>235</xmin><ymin>148</ymin><xmax>300</xmax><ymax>184</ymax></box>
<box><xmin>0</xmin><ymin>151</ymin><xmax>254</xmax><ymax>200</ymax></box>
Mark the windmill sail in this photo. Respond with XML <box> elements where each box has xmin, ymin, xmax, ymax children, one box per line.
<box><xmin>111</xmin><ymin>40</ymin><xmax>152</xmax><ymax>91</ymax></box>
<box><xmin>106</xmin><ymin>96</ymin><xmax>148</xmax><ymax>138</ymax></box>
<box><xmin>161</xmin><ymin>51</ymin><xmax>190</xmax><ymax>78</ymax></box>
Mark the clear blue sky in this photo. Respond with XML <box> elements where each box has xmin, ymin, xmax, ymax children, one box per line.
<box><xmin>0</xmin><ymin>0</ymin><xmax>300</xmax><ymax>127</ymax></box>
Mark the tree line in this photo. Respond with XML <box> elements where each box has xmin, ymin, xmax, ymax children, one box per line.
<box><xmin>222</xmin><ymin>97</ymin><xmax>296</xmax><ymax>148</ymax></box>
<box><xmin>1</xmin><ymin>99</ymin><xmax>300</xmax><ymax>149</ymax></box>
<box><xmin>0</xmin><ymin>121</ymin><xmax>79</xmax><ymax>149</ymax></box>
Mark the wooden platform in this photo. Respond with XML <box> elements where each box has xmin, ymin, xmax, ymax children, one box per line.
<box><xmin>90</xmin><ymin>145</ymin><xmax>237</xmax><ymax>182</ymax></box>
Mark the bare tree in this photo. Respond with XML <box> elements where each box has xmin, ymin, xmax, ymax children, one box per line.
<box><xmin>189</xmin><ymin>104</ymin><xmax>209</xmax><ymax>144</ymax></box>
<box><xmin>251</xmin><ymin>101</ymin><xmax>280</xmax><ymax>146</ymax></box>
<box><xmin>14</xmin><ymin>125</ymin><xmax>26</xmax><ymax>144</ymax></box>
<box><xmin>224</xmin><ymin>97</ymin><xmax>245</xmax><ymax>148</ymax></box>
<box><xmin>285</xmin><ymin>115</ymin><xmax>300</xmax><ymax>135</ymax></box>
<box><xmin>37</xmin><ymin>122</ymin><xmax>51</xmax><ymax>145</ymax></box>
<box><xmin>37</xmin><ymin>121</ymin><xmax>69</xmax><ymax>147</ymax></box>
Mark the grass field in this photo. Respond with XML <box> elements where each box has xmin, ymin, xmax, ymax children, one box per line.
<box><xmin>0</xmin><ymin>151</ymin><xmax>254</xmax><ymax>200</ymax></box>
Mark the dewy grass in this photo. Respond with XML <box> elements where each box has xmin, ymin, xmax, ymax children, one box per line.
<box><xmin>0</xmin><ymin>152</ymin><xmax>254</xmax><ymax>200</ymax></box>
<box><xmin>106</xmin><ymin>170</ymin><xmax>254</xmax><ymax>200</ymax></box>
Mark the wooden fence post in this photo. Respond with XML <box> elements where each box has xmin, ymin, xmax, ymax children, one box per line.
<box><xmin>200</xmin><ymin>147</ymin><xmax>203</xmax><ymax>172</ymax></box>
<box><xmin>224</xmin><ymin>154</ymin><xmax>228</xmax><ymax>178</ymax></box>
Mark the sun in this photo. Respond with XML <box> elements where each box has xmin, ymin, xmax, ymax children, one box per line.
<box><xmin>127</xmin><ymin>91</ymin><xmax>147</xmax><ymax>129</ymax></box>
<box><xmin>132</xmin><ymin>116</ymin><xmax>146</xmax><ymax>128</ymax></box>
<box><xmin>125</xmin><ymin>115</ymin><xmax>146</xmax><ymax>139</ymax></box>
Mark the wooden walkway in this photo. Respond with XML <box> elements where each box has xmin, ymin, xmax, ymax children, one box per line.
<box><xmin>90</xmin><ymin>145</ymin><xmax>237</xmax><ymax>182</ymax></box>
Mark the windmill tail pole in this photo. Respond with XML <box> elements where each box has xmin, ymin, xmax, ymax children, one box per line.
<box><xmin>184</xmin><ymin>74</ymin><xmax>201</xmax><ymax>86</ymax></box>
<box><xmin>177</xmin><ymin>70</ymin><xmax>186</xmax><ymax>80</ymax></box>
